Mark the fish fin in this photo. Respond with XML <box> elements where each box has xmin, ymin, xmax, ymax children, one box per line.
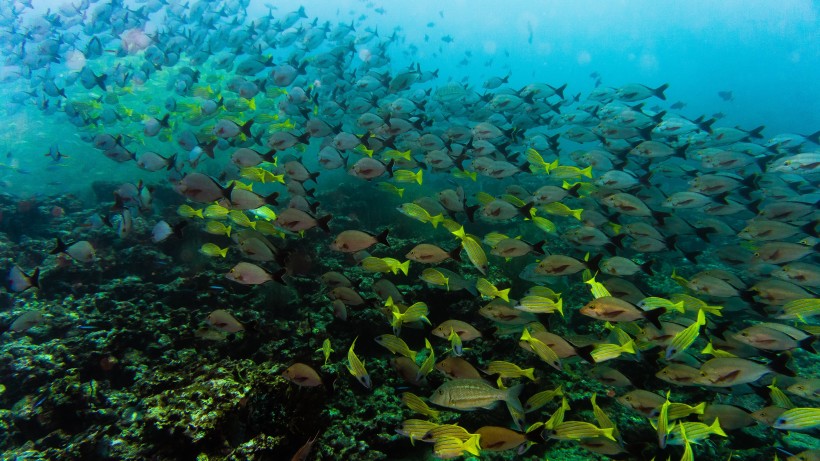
<box><xmin>265</xmin><ymin>192</ymin><xmax>279</xmax><ymax>206</ymax></box>
<box><xmin>448</xmin><ymin>246</ymin><xmax>462</xmax><ymax>262</ymax></box>
<box><xmin>652</xmin><ymin>210</ymin><xmax>671</xmax><ymax>225</ymax></box>
<box><xmin>272</xmin><ymin>268</ymin><xmax>288</xmax><ymax>286</ymax></box>
<box><xmin>50</xmin><ymin>237</ymin><xmax>68</xmax><ymax>255</ymax></box>
<box><xmin>505</xmin><ymin>383</ymin><xmax>525</xmax><ymax>413</ymax></box>
<box><xmin>518</xmin><ymin>201</ymin><xmax>535</xmax><ymax>219</ymax></box>
<box><xmin>585</xmin><ymin>253</ymin><xmax>603</xmax><ymax>273</ymax></box>
<box><xmin>498</xmin><ymin>288</ymin><xmax>510</xmax><ymax>302</ymax></box>
<box><xmin>640</xmin><ymin>260</ymin><xmax>654</xmax><ymax>276</ymax></box>
<box><xmin>574</xmin><ymin>344</ymin><xmax>596</xmax><ymax>364</ymax></box>
<box><xmin>316</xmin><ymin>214</ymin><xmax>333</xmax><ymax>233</ymax></box>
<box><xmin>768</xmin><ymin>354</ymin><xmax>795</xmax><ymax>377</ymax></box>
<box><xmin>799</xmin><ymin>219</ymin><xmax>820</xmax><ymax>239</ymax></box>
<box><xmin>643</xmin><ymin>308</ymin><xmax>665</xmax><ymax>330</ymax></box>
<box><xmin>465</xmin><ymin>204</ymin><xmax>479</xmax><ymax>223</ymax></box>
<box><xmin>748</xmin><ymin>125</ymin><xmax>765</xmax><ymax>139</ymax></box>
<box><xmin>374</xmin><ymin>228</ymin><xmax>390</xmax><ymax>247</ymax></box>
<box><xmin>28</xmin><ymin>267</ymin><xmax>41</xmax><ymax>289</ymax></box>
<box><xmin>709</xmin><ymin>417</ymin><xmax>727</xmax><ymax>437</ymax></box>
<box><xmin>239</xmin><ymin>118</ymin><xmax>254</xmax><ymax>137</ymax></box>
<box><xmin>654</xmin><ymin>83</ymin><xmax>669</xmax><ymax>100</ymax></box>
<box><xmin>797</xmin><ymin>336</ymin><xmax>816</xmax><ymax>354</ymax></box>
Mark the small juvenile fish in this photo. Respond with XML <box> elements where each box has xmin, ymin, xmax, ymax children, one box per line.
<box><xmin>316</xmin><ymin>339</ymin><xmax>333</xmax><ymax>365</ymax></box>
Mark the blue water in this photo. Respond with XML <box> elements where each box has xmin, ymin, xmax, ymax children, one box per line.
<box><xmin>2</xmin><ymin>0</ymin><xmax>817</xmax><ymax>197</ymax></box>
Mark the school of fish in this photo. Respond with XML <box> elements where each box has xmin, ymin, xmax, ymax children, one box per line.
<box><xmin>2</xmin><ymin>0</ymin><xmax>819</xmax><ymax>460</ymax></box>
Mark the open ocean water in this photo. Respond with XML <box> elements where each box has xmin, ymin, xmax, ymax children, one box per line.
<box><xmin>0</xmin><ymin>1</ymin><xmax>818</xmax><ymax>460</ymax></box>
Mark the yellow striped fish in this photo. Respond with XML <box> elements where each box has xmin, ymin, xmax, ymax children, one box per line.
<box><xmin>346</xmin><ymin>337</ymin><xmax>371</xmax><ymax>389</ymax></box>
